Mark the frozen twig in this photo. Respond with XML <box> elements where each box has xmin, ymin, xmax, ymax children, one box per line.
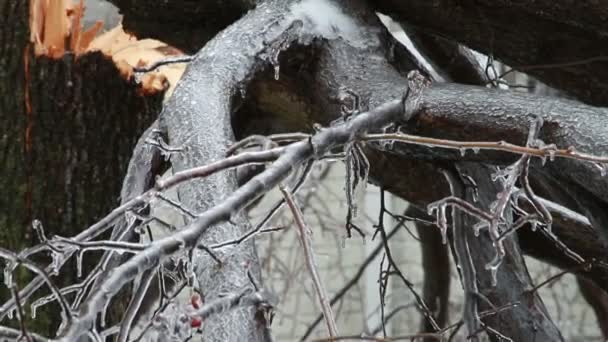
<box><xmin>189</xmin><ymin>288</ymin><xmax>276</xmax><ymax>321</ymax></box>
<box><xmin>0</xmin><ymin>248</ymin><xmax>72</xmax><ymax>333</ymax></box>
<box><xmin>375</xmin><ymin>190</ymin><xmax>441</xmax><ymax>333</ymax></box>
<box><xmin>117</xmin><ymin>268</ymin><xmax>157</xmax><ymax>342</ymax></box>
<box><xmin>280</xmin><ymin>184</ymin><xmax>339</xmax><ymax>338</ymax></box>
<box><xmin>362</xmin><ymin>133</ymin><xmax>608</xmax><ymax>164</ymax></box>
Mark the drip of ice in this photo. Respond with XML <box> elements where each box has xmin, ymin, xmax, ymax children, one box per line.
<box><xmin>473</xmin><ymin>222</ymin><xmax>487</xmax><ymax>237</ymax></box>
<box><xmin>381</xmin><ymin>140</ymin><xmax>395</xmax><ymax>151</ymax></box>
<box><xmin>100</xmin><ymin>300</ymin><xmax>112</xmax><ymax>328</ymax></box>
<box><xmin>3</xmin><ymin>262</ymin><xmax>13</xmax><ymax>288</ymax></box>
<box><xmin>51</xmin><ymin>251</ymin><xmax>61</xmax><ymax>276</ymax></box>
<box><xmin>530</xmin><ymin>221</ymin><xmax>538</xmax><ymax>232</ymax></box>
<box><xmin>487</xmin><ymin>263</ymin><xmax>499</xmax><ymax>287</ymax></box>
<box><xmin>76</xmin><ymin>250</ymin><xmax>84</xmax><ymax>278</ymax></box>
<box><xmin>32</xmin><ymin>219</ymin><xmax>46</xmax><ymax>242</ymax></box>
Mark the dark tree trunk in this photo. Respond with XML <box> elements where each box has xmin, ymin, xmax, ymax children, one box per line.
<box><xmin>0</xmin><ymin>0</ymin><xmax>162</xmax><ymax>334</ymax></box>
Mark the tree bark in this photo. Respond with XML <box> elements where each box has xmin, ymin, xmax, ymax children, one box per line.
<box><xmin>142</xmin><ymin>1</ymin><xmax>308</xmax><ymax>340</ymax></box>
<box><xmin>450</xmin><ymin>163</ymin><xmax>564</xmax><ymax>341</ymax></box>
<box><xmin>0</xmin><ymin>0</ymin><xmax>162</xmax><ymax>335</ymax></box>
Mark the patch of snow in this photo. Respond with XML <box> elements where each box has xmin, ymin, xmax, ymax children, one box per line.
<box><xmin>289</xmin><ymin>0</ymin><xmax>367</xmax><ymax>48</ymax></box>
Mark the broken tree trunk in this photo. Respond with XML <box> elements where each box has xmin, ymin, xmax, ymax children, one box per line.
<box><xmin>0</xmin><ymin>0</ymin><xmax>163</xmax><ymax>335</ymax></box>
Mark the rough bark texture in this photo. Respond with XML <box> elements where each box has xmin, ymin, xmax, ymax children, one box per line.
<box><xmin>156</xmin><ymin>1</ymin><xmax>306</xmax><ymax>340</ymax></box>
<box><xmin>451</xmin><ymin>164</ymin><xmax>563</xmax><ymax>341</ymax></box>
<box><xmin>0</xmin><ymin>0</ymin><xmax>162</xmax><ymax>335</ymax></box>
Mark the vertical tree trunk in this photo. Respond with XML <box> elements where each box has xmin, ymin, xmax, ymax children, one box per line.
<box><xmin>452</xmin><ymin>163</ymin><xmax>564</xmax><ymax>341</ymax></box>
<box><xmin>0</xmin><ymin>0</ymin><xmax>162</xmax><ymax>335</ymax></box>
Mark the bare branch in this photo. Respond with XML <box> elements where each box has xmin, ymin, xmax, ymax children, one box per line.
<box><xmin>280</xmin><ymin>184</ymin><xmax>339</xmax><ymax>338</ymax></box>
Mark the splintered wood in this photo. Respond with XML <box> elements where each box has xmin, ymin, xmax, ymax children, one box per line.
<box><xmin>29</xmin><ymin>0</ymin><xmax>186</xmax><ymax>97</ymax></box>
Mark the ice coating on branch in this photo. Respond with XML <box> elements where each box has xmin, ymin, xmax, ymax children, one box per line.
<box><xmin>289</xmin><ymin>0</ymin><xmax>367</xmax><ymax>48</ymax></box>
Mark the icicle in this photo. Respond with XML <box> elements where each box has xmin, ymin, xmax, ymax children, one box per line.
<box><xmin>472</xmin><ymin>147</ymin><xmax>480</xmax><ymax>154</ymax></box>
<box><xmin>459</xmin><ymin>148</ymin><xmax>466</xmax><ymax>157</ymax></box>
<box><xmin>3</xmin><ymin>262</ymin><xmax>13</xmax><ymax>288</ymax></box>
<box><xmin>530</xmin><ymin>221</ymin><xmax>538</xmax><ymax>232</ymax></box>
<box><xmin>51</xmin><ymin>251</ymin><xmax>61</xmax><ymax>276</ymax></box>
<box><xmin>186</xmin><ymin>255</ymin><xmax>195</xmax><ymax>277</ymax></box>
<box><xmin>548</xmin><ymin>149</ymin><xmax>556</xmax><ymax>162</ymax></box>
<box><xmin>488</xmin><ymin>264</ymin><xmax>499</xmax><ymax>287</ymax></box>
<box><xmin>381</xmin><ymin>140</ymin><xmax>395</xmax><ymax>151</ymax></box>
<box><xmin>31</xmin><ymin>303</ymin><xmax>37</xmax><ymax>319</ymax></box>
<box><xmin>471</xmin><ymin>189</ymin><xmax>479</xmax><ymax>203</ymax></box>
<box><xmin>485</xmin><ymin>241</ymin><xmax>505</xmax><ymax>287</ymax></box>
<box><xmin>344</xmin><ymin>144</ymin><xmax>357</xmax><ymax>219</ymax></box>
<box><xmin>274</xmin><ymin>64</ymin><xmax>280</xmax><ymax>80</ymax></box>
<box><xmin>7</xmin><ymin>308</ymin><xmax>13</xmax><ymax>320</ymax></box>
<box><xmin>134</xmin><ymin>224</ymin><xmax>143</xmax><ymax>235</ymax></box>
<box><xmin>114</xmin><ymin>245</ymin><xmax>125</xmax><ymax>256</ymax></box>
<box><xmin>438</xmin><ymin>205</ymin><xmax>448</xmax><ymax>244</ymax></box>
<box><xmin>100</xmin><ymin>299</ymin><xmax>112</xmax><ymax>328</ymax></box>
<box><xmin>32</xmin><ymin>219</ymin><xmax>46</xmax><ymax>243</ymax></box>
<box><xmin>473</xmin><ymin>222</ymin><xmax>487</xmax><ymax>237</ymax></box>
<box><xmin>76</xmin><ymin>250</ymin><xmax>84</xmax><ymax>278</ymax></box>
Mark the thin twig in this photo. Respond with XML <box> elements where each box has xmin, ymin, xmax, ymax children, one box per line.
<box><xmin>299</xmin><ymin>220</ymin><xmax>404</xmax><ymax>341</ymax></box>
<box><xmin>0</xmin><ymin>248</ymin><xmax>73</xmax><ymax>330</ymax></box>
<box><xmin>280</xmin><ymin>185</ymin><xmax>339</xmax><ymax>338</ymax></box>
<box><xmin>362</xmin><ymin>133</ymin><xmax>608</xmax><ymax>164</ymax></box>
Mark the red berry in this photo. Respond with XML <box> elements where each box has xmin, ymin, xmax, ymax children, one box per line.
<box><xmin>191</xmin><ymin>294</ymin><xmax>201</xmax><ymax>309</ymax></box>
<box><xmin>191</xmin><ymin>317</ymin><xmax>202</xmax><ymax>328</ymax></box>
